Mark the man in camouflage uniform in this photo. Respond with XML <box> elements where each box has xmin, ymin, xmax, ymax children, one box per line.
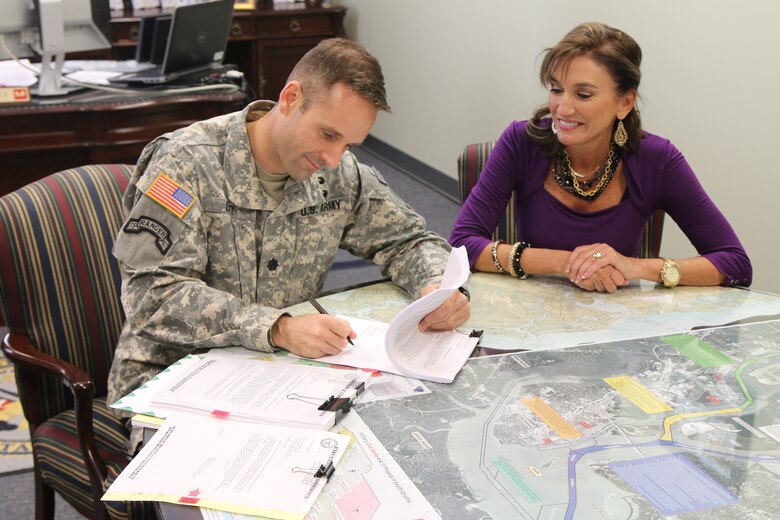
<box><xmin>107</xmin><ymin>38</ymin><xmax>470</xmax><ymax>410</ymax></box>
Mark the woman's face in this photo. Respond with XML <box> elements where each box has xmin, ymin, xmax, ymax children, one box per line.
<box><xmin>548</xmin><ymin>55</ymin><xmax>635</xmax><ymax>154</ymax></box>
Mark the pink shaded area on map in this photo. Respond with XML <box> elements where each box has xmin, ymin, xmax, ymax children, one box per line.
<box><xmin>333</xmin><ymin>480</ymin><xmax>380</xmax><ymax>520</ymax></box>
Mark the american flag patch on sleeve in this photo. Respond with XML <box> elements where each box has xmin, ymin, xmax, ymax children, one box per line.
<box><xmin>146</xmin><ymin>172</ymin><xmax>196</xmax><ymax>219</ymax></box>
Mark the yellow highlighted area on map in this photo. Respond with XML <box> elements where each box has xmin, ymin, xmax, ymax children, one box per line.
<box><xmin>521</xmin><ymin>397</ymin><xmax>581</xmax><ymax>439</ymax></box>
<box><xmin>604</xmin><ymin>376</ymin><xmax>672</xmax><ymax>414</ymax></box>
<box><xmin>661</xmin><ymin>408</ymin><xmax>742</xmax><ymax>441</ymax></box>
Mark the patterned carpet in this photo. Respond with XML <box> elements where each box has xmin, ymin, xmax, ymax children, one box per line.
<box><xmin>0</xmin><ymin>346</ymin><xmax>33</xmax><ymax>475</ymax></box>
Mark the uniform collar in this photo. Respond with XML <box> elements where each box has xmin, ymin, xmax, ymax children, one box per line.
<box><xmin>223</xmin><ymin>100</ymin><xmax>281</xmax><ymax>210</ymax></box>
<box><xmin>223</xmin><ymin>100</ymin><xmax>328</xmax><ymax>213</ymax></box>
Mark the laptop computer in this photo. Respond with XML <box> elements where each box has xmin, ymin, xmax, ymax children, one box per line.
<box><xmin>135</xmin><ymin>14</ymin><xmax>172</xmax><ymax>65</ymax></box>
<box><xmin>112</xmin><ymin>0</ymin><xmax>234</xmax><ymax>85</ymax></box>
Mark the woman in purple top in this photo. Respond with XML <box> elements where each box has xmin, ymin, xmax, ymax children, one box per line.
<box><xmin>450</xmin><ymin>22</ymin><xmax>751</xmax><ymax>292</ymax></box>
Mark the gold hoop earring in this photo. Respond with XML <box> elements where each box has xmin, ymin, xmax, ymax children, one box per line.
<box><xmin>614</xmin><ymin>120</ymin><xmax>628</xmax><ymax>147</ymax></box>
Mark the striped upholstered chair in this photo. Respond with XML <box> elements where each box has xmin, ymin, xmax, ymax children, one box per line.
<box><xmin>457</xmin><ymin>142</ymin><xmax>665</xmax><ymax>258</ymax></box>
<box><xmin>0</xmin><ymin>165</ymin><xmax>153</xmax><ymax>519</ymax></box>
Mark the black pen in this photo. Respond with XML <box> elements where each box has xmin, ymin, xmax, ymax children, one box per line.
<box><xmin>308</xmin><ymin>298</ymin><xmax>355</xmax><ymax>346</ymax></box>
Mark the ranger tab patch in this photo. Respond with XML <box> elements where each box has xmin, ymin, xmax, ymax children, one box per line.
<box><xmin>124</xmin><ymin>216</ymin><xmax>172</xmax><ymax>254</ymax></box>
<box><xmin>147</xmin><ymin>172</ymin><xmax>195</xmax><ymax>218</ymax></box>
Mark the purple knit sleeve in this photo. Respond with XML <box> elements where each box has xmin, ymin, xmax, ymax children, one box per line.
<box><xmin>449</xmin><ymin>122</ymin><xmax>525</xmax><ymax>268</ymax></box>
<box><xmin>651</xmin><ymin>138</ymin><xmax>752</xmax><ymax>286</ymax></box>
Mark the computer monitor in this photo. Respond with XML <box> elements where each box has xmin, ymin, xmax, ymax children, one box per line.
<box><xmin>0</xmin><ymin>0</ymin><xmax>111</xmax><ymax>96</ymax></box>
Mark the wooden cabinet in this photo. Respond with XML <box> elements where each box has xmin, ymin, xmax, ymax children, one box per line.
<box><xmin>0</xmin><ymin>91</ymin><xmax>246</xmax><ymax>196</ymax></box>
<box><xmin>109</xmin><ymin>3</ymin><xmax>346</xmax><ymax>99</ymax></box>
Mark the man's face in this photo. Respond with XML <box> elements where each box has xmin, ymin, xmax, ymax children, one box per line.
<box><xmin>274</xmin><ymin>82</ymin><xmax>378</xmax><ymax>181</ymax></box>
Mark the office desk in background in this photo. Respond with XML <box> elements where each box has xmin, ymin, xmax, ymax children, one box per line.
<box><xmin>0</xmin><ymin>3</ymin><xmax>345</xmax><ymax>197</ymax></box>
<box><xmin>0</xmin><ymin>89</ymin><xmax>246</xmax><ymax>196</ymax></box>
<box><xmin>109</xmin><ymin>3</ymin><xmax>347</xmax><ymax>100</ymax></box>
<box><xmin>156</xmin><ymin>275</ymin><xmax>780</xmax><ymax>519</ymax></box>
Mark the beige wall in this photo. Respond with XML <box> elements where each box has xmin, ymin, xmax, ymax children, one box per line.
<box><xmin>335</xmin><ymin>0</ymin><xmax>779</xmax><ymax>293</ymax></box>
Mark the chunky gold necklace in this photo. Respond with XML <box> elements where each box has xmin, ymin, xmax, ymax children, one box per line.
<box><xmin>552</xmin><ymin>144</ymin><xmax>621</xmax><ymax>201</ymax></box>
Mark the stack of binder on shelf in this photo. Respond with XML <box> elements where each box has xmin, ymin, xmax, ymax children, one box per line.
<box><xmin>103</xmin><ymin>356</ymin><xmax>369</xmax><ymax>519</ymax></box>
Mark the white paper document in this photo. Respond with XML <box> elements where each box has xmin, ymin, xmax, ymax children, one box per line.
<box><xmin>102</xmin><ymin>414</ymin><xmax>350</xmax><ymax>520</ymax></box>
<box><xmin>142</xmin><ymin>357</ymin><xmax>370</xmax><ymax>430</ymax></box>
<box><xmin>0</xmin><ymin>59</ymin><xmax>38</xmax><ymax>87</ymax></box>
<box><xmin>311</xmin><ymin>246</ymin><xmax>480</xmax><ymax>383</ymax></box>
<box><xmin>201</xmin><ymin>347</ymin><xmax>433</xmax><ymax>402</ymax></box>
<box><xmin>111</xmin><ymin>352</ymin><xmax>430</xmax><ymax>423</ymax></box>
<box><xmin>200</xmin><ymin>413</ymin><xmax>442</xmax><ymax>520</ymax></box>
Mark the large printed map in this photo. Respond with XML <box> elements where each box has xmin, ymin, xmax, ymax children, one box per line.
<box><xmin>356</xmin><ymin>320</ymin><xmax>780</xmax><ymax>519</ymax></box>
<box><xmin>306</xmin><ymin>274</ymin><xmax>780</xmax><ymax>350</ymax></box>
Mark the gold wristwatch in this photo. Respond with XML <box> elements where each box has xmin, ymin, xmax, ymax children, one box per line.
<box><xmin>660</xmin><ymin>258</ymin><xmax>681</xmax><ymax>288</ymax></box>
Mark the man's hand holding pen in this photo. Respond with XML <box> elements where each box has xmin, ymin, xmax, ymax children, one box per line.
<box><xmin>271</xmin><ymin>313</ymin><xmax>357</xmax><ymax>358</ymax></box>
<box><xmin>309</xmin><ymin>298</ymin><xmax>354</xmax><ymax>346</ymax></box>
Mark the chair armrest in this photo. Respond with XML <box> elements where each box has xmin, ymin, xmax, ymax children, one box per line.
<box><xmin>1</xmin><ymin>332</ymin><xmax>108</xmax><ymax>493</ymax></box>
<box><xmin>2</xmin><ymin>332</ymin><xmax>93</xmax><ymax>396</ymax></box>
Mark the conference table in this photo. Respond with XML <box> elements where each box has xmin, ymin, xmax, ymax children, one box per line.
<box><xmin>154</xmin><ymin>273</ymin><xmax>780</xmax><ymax>519</ymax></box>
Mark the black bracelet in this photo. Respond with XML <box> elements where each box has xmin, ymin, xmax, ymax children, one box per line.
<box><xmin>457</xmin><ymin>286</ymin><xmax>471</xmax><ymax>302</ymax></box>
<box><xmin>511</xmin><ymin>242</ymin><xmax>530</xmax><ymax>279</ymax></box>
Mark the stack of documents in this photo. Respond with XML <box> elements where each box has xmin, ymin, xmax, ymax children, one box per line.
<box><xmin>113</xmin><ymin>356</ymin><xmax>369</xmax><ymax>430</ymax></box>
<box><xmin>103</xmin><ymin>414</ymin><xmax>350</xmax><ymax>519</ymax></box>
<box><xmin>301</xmin><ymin>246</ymin><xmax>480</xmax><ymax>383</ymax></box>
<box><xmin>104</xmin><ymin>358</ymin><xmax>369</xmax><ymax>518</ymax></box>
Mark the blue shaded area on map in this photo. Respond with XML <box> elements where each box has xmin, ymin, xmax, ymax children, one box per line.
<box><xmin>609</xmin><ymin>453</ymin><xmax>739</xmax><ymax>515</ymax></box>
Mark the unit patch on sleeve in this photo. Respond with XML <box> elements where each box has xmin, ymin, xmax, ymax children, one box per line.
<box><xmin>146</xmin><ymin>172</ymin><xmax>196</xmax><ymax>218</ymax></box>
<box><xmin>124</xmin><ymin>216</ymin><xmax>173</xmax><ymax>254</ymax></box>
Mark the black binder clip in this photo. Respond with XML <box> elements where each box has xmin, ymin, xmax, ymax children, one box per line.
<box><xmin>470</xmin><ymin>329</ymin><xmax>484</xmax><ymax>344</ymax></box>
<box><xmin>317</xmin><ymin>379</ymin><xmax>366</xmax><ymax>415</ymax></box>
<box><xmin>314</xmin><ymin>461</ymin><xmax>335</xmax><ymax>480</ymax></box>
<box><xmin>318</xmin><ymin>395</ymin><xmax>339</xmax><ymax>410</ymax></box>
<box><xmin>352</xmin><ymin>380</ymin><xmax>366</xmax><ymax>398</ymax></box>
<box><xmin>318</xmin><ymin>395</ymin><xmax>354</xmax><ymax>414</ymax></box>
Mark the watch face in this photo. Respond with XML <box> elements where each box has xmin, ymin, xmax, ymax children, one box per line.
<box><xmin>663</xmin><ymin>260</ymin><xmax>681</xmax><ymax>286</ymax></box>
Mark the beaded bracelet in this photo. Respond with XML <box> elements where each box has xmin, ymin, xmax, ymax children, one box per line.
<box><xmin>507</xmin><ymin>242</ymin><xmax>521</xmax><ymax>277</ymax></box>
<box><xmin>491</xmin><ymin>240</ymin><xmax>506</xmax><ymax>274</ymax></box>
<box><xmin>509</xmin><ymin>241</ymin><xmax>530</xmax><ymax>279</ymax></box>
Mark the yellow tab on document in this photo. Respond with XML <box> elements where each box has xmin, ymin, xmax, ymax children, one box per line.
<box><xmin>521</xmin><ymin>397</ymin><xmax>581</xmax><ymax>439</ymax></box>
<box><xmin>604</xmin><ymin>375</ymin><xmax>672</xmax><ymax>414</ymax></box>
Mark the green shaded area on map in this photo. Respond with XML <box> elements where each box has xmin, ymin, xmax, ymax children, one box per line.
<box><xmin>662</xmin><ymin>334</ymin><xmax>735</xmax><ymax>367</ymax></box>
<box><xmin>491</xmin><ymin>456</ymin><xmax>542</xmax><ymax>502</ymax></box>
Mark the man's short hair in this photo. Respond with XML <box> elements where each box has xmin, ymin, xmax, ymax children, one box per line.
<box><xmin>288</xmin><ymin>38</ymin><xmax>391</xmax><ymax>112</ymax></box>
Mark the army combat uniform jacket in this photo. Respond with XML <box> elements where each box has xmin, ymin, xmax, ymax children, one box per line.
<box><xmin>107</xmin><ymin>101</ymin><xmax>451</xmax><ymax>406</ymax></box>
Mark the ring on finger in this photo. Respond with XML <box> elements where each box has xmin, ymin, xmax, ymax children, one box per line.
<box><xmin>592</xmin><ymin>251</ymin><xmax>603</xmax><ymax>260</ymax></box>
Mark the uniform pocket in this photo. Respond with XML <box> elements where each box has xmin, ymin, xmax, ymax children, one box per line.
<box><xmin>202</xmin><ymin>199</ymin><xmax>257</xmax><ymax>302</ymax></box>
